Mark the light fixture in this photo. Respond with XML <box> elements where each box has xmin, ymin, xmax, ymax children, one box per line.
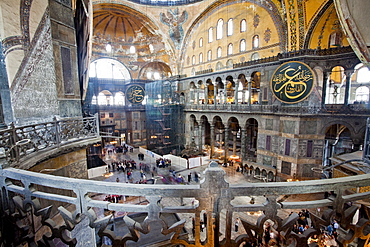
<box><xmin>229</xmin><ymin>154</ymin><xmax>239</xmax><ymax>160</ymax></box>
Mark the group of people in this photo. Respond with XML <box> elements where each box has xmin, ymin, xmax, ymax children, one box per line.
<box><xmin>156</xmin><ymin>158</ymin><xmax>172</xmax><ymax>168</ymax></box>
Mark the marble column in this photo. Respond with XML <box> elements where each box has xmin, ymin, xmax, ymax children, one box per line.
<box><xmin>213</xmin><ymin>83</ymin><xmax>217</xmax><ymax>106</ymax></box>
<box><xmin>234</xmin><ymin>81</ymin><xmax>239</xmax><ymax>105</ymax></box>
<box><xmin>210</xmin><ymin>124</ymin><xmax>215</xmax><ymax>157</ymax></box>
<box><xmin>223</xmin><ymin>84</ymin><xmax>227</xmax><ymax>104</ymax></box>
<box><xmin>198</xmin><ymin>121</ymin><xmax>204</xmax><ymax>151</ymax></box>
<box><xmin>322</xmin><ymin>71</ymin><xmax>329</xmax><ymax>107</ymax></box>
<box><xmin>195</xmin><ymin>125</ymin><xmax>200</xmax><ymax>148</ymax></box>
<box><xmin>0</xmin><ymin>39</ymin><xmax>13</xmax><ymax>127</ymax></box>
<box><xmin>232</xmin><ymin>131</ymin><xmax>237</xmax><ymax>156</ymax></box>
<box><xmin>205</xmin><ymin>85</ymin><xmax>208</xmax><ymax>105</ymax></box>
<box><xmin>195</xmin><ymin>87</ymin><xmax>199</xmax><ymax>104</ymax></box>
<box><xmin>247</xmin><ymin>78</ymin><xmax>252</xmax><ymax>105</ymax></box>
<box><xmin>189</xmin><ymin>120</ymin><xmax>195</xmax><ymax>145</ymax></box>
<box><xmin>224</xmin><ymin>127</ymin><xmax>229</xmax><ymax>163</ymax></box>
<box><xmin>344</xmin><ymin>70</ymin><xmax>353</xmax><ymax>106</ymax></box>
<box><xmin>240</xmin><ymin>128</ymin><xmax>246</xmax><ymax>162</ymax></box>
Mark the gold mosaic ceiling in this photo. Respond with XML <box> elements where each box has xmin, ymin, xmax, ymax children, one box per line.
<box><xmin>93</xmin><ymin>3</ymin><xmax>154</xmax><ymax>42</ymax></box>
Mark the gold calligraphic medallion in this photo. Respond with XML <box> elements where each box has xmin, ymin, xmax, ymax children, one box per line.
<box><xmin>270</xmin><ymin>61</ymin><xmax>314</xmax><ymax>104</ymax></box>
<box><xmin>126</xmin><ymin>85</ymin><xmax>145</xmax><ymax>104</ymax></box>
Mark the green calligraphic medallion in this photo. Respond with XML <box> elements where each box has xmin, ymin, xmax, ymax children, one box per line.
<box><xmin>270</xmin><ymin>61</ymin><xmax>314</xmax><ymax>104</ymax></box>
<box><xmin>126</xmin><ymin>85</ymin><xmax>145</xmax><ymax>104</ymax></box>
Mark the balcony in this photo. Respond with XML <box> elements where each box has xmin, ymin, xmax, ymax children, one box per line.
<box><xmin>185</xmin><ymin>103</ymin><xmax>370</xmax><ymax>116</ymax></box>
<box><xmin>0</xmin><ymin>118</ymin><xmax>370</xmax><ymax>246</ymax></box>
<box><xmin>0</xmin><ymin>115</ymin><xmax>100</xmax><ymax>169</ymax></box>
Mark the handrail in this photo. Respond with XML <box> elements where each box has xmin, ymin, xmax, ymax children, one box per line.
<box><xmin>1</xmin><ymin>163</ymin><xmax>370</xmax><ymax>246</ymax></box>
<box><xmin>0</xmin><ymin>115</ymin><xmax>99</xmax><ymax>165</ymax></box>
<box><xmin>184</xmin><ymin>103</ymin><xmax>370</xmax><ymax>115</ymax></box>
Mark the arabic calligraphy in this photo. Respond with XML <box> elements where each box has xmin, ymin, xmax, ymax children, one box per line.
<box><xmin>126</xmin><ymin>85</ymin><xmax>145</xmax><ymax>104</ymax></box>
<box><xmin>270</xmin><ymin>62</ymin><xmax>314</xmax><ymax>104</ymax></box>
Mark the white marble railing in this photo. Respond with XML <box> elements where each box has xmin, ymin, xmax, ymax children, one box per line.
<box><xmin>1</xmin><ymin>162</ymin><xmax>370</xmax><ymax>246</ymax></box>
<box><xmin>0</xmin><ymin>115</ymin><xmax>99</xmax><ymax>166</ymax></box>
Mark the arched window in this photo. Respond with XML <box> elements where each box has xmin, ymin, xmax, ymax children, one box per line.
<box><xmin>199</xmin><ymin>53</ymin><xmax>203</xmax><ymax>64</ymax></box>
<box><xmin>240</xmin><ymin>19</ymin><xmax>246</xmax><ymax>32</ymax></box>
<box><xmin>129</xmin><ymin>46</ymin><xmax>136</xmax><ymax>54</ymax></box>
<box><xmin>105</xmin><ymin>44</ymin><xmax>112</xmax><ymax>53</ymax></box>
<box><xmin>199</xmin><ymin>38</ymin><xmax>203</xmax><ymax>47</ymax></box>
<box><xmin>149</xmin><ymin>44</ymin><xmax>154</xmax><ymax>53</ymax></box>
<box><xmin>251</xmin><ymin>52</ymin><xmax>259</xmax><ymax>61</ymax></box>
<box><xmin>208</xmin><ymin>27</ymin><xmax>213</xmax><ymax>43</ymax></box>
<box><xmin>115</xmin><ymin>92</ymin><xmax>125</xmax><ymax>105</ymax></box>
<box><xmin>217</xmin><ymin>47</ymin><xmax>222</xmax><ymax>58</ymax></box>
<box><xmin>228</xmin><ymin>43</ymin><xmax>233</xmax><ymax>55</ymax></box>
<box><xmin>240</xmin><ymin>39</ymin><xmax>246</xmax><ymax>52</ymax></box>
<box><xmin>216</xmin><ymin>19</ymin><xmax>223</xmax><ymax>40</ymax></box>
<box><xmin>91</xmin><ymin>95</ymin><xmax>97</xmax><ymax>105</ymax></box>
<box><xmin>355</xmin><ymin>86</ymin><xmax>369</xmax><ymax>102</ymax></box>
<box><xmin>252</xmin><ymin>35</ymin><xmax>259</xmax><ymax>49</ymax></box>
<box><xmin>97</xmin><ymin>92</ymin><xmax>107</xmax><ymax>105</ymax></box>
<box><xmin>207</xmin><ymin>50</ymin><xmax>212</xmax><ymax>61</ymax></box>
<box><xmin>227</xmin><ymin>18</ymin><xmax>233</xmax><ymax>36</ymax></box>
<box><xmin>89</xmin><ymin>58</ymin><xmax>129</xmax><ymax>80</ymax></box>
<box><xmin>357</xmin><ymin>65</ymin><xmax>370</xmax><ymax>83</ymax></box>
<box><xmin>98</xmin><ymin>91</ymin><xmax>113</xmax><ymax>106</ymax></box>
<box><xmin>192</xmin><ymin>55</ymin><xmax>196</xmax><ymax>65</ymax></box>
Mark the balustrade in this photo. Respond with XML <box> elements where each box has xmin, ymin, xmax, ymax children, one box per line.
<box><xmin>1</xmin><ymin>162</ymin><xmax>370</xmax><ymax>246</ymax></box>
<box><xmin>0</xmin><ymin>115</ymin><xmax>99</xmax><ymax>165</ymax></box>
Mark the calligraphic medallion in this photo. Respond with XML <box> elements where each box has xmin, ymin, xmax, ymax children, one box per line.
<box><xmin>126</xmin><ymin>85</ymin><xmax>145</xmax><ymax>104</ymax></box>
<box><xmin>270</xmin><ymin>61</ymin><xmax>314</xmax><ymax>104</ymax></box>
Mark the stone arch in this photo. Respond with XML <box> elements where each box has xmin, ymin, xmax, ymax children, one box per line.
<box><xmin>215</xmin><ymin>77</ymin><xmax>224</xmax><ymax>104</ymax></box>
<box><xmin>244</xmin><ymin>118</ymin><xmax>259</xmax><ymax>162</ymax></box>
<box><xmin>322</xmin><ymin>122</ymin><xmax>361</xmax><ymax>166</ymax></box>
<box><xmin>206</xmin><ymin>78</ymin><xmax>214</xmax><ymax>104</ymax></box>
<box><xmin>255</xmin><ymin>167</ymin><xmax>260</xmax><ymax>176</ymax></box>
<box><xmin>267</xmin><ymin>171</ymin><xmax>275</xmax><ymax>182</ymax></box>
<box><xmin>213</xmin><ymin>115</ymin><xmax>226</xmax><ymax>160</ymax></box>
<box><xmin>89</xmin><ymin>58</ymin><xmax>131</xmax><ymax>80</ymax></box>
<box><xmin>198</xmin><ymin>80</ymin><xmax>205</xmax><ymax>104</ymax></box>
<box><xmin>97</xmin><ymin>90</ymin><xmax>113</xmax><ymax>105</ymax></box>
<box><xmin>226</xmin><ymin>117</ymin><xmax>241</xmax><ymax>162</ymax></box>
<box><xmin>138</xmin><ymin>61</ymin><xmax>172</xmax><ymax>80</ymax></box>
<box><xmin>303</xmin><ymin>1</ymin><xmax>334</xmax><ymax>49</ymax></box>
<box><xmin>225</xmin><ymin>75</ymin><xmax>235</xmax><ymax>103</ymax></box>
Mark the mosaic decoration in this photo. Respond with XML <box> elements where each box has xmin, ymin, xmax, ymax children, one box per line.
<box><xmin>253</xmin><ymin>13</ymin><xmax>260</xmax><ymax>28</ymax></box>
<box><xmin>20</xmin><ymin>0</ymin><xmax>32</xmax><ymax>51</ymax></box>
<box><xmin>2</xmin><ymin>36</ymin><xmax>24</xmax><ymax>56</ymax></box>
<box><xmin>317</xmin><ymin>6</ymin><xmax>334</xmax><ymax>49</ymax></box>
<box><xmin>288</xmin><ymin>0</ymin><xmax>297</xmax><ymax>50</ymax></box>
<box><xmin>270</xmin><ymin>61</ymin><xmax>314</xmax><ymax>104</ymax></box>
<box><xmin>264</xmin><ymin>28</ymin><xmax>272</xmax><ymax>43</ymax></box>
<box><xmin>160</xmin><ymin>8</ymin><xmax>188</xmax><ymax>50</ymax></box>
<box><xmin>297</xmin><ymin>0</ymin><xmax>305</xmax><ymax>49</ymax></box>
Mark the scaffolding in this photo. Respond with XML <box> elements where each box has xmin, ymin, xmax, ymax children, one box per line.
<box><xmin>145</xmin><ymin>80</ymin><xmax>185</xmax><ymax>155</ymax></box>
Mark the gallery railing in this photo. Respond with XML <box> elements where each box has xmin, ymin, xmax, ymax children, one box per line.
<box><xmin>185</xmin><ymin>103</ymin><xmax>370</xmax><ymax>115</ymax></box>
<box><xmin>1</xmin><ymin>162</ymin><xmax>370</xmax><ymax>246</ymax></box>
<box><xmin>0</xmin><ymin>115</ymin><xmax>99</xmax><ymax>165</ymax></box>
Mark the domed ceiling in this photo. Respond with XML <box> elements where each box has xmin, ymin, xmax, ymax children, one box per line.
<box><xmin>93</xmin><ymin>3</ymin><xmax>155</xmax><ymax>42</ymax></box>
